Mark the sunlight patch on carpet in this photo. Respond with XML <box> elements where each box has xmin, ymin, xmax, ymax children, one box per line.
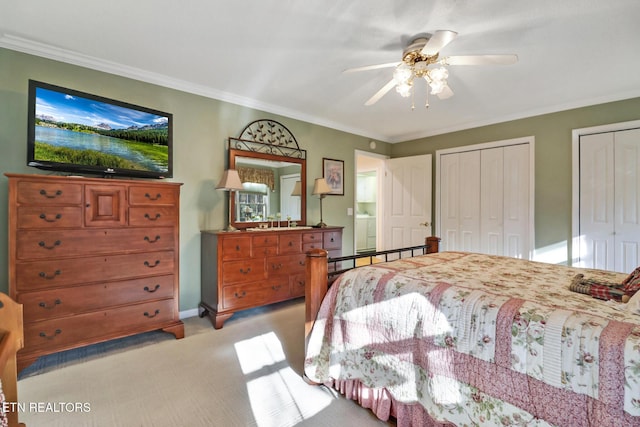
<box><xmin>235</xmin><ymin>332</ymin><xmax>333</xmax><ymax>426</ymax></box>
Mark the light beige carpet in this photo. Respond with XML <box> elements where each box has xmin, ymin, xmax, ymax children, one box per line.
<box><xmin>17</xmin><ymin>299</ymin><xmax>392</xmax><ymax>427</ymax></box>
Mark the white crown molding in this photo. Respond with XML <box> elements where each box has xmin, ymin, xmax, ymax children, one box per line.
<box><xmin>0</xmin><ymin>33</ymin><xmax>389</xmax><ymax>143</ymax></box>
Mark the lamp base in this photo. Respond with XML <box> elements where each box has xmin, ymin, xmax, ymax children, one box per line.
<box><xmin>316</xmin><ymin>222</ymin><xmax>327</xmax><ymax>228</ymax></box>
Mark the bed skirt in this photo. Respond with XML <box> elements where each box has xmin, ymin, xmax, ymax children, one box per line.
<box><xmin>330</xmin><ymin>378</ymin><xmax>453</xmax><ymax>427</ymax></box>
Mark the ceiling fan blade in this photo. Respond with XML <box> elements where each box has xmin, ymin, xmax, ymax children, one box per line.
<box><xmin>421</xmin><ymin>30</ymin><xmax>458</xmax><ymax>56</ymax></box>
<box><xmin>365</xmin><ymin>79</ymin><xmax>396</xmax><ymax>106</ymax></box>
<box><xmin>436</xmin><ymin>84</ymin><xmax>454</xmax><ymax>100</ymax></box>
<box><xmin>343</xmin><ymin>62</ymin><xmax>400</xmax><ymax>73</ymax></box>
<box><xmin>443</xmin><ymin>54</ymin><xmax>518</xmax><ymax>65</ymax></box>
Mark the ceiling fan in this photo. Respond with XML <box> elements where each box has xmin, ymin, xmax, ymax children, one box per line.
<box><xmin>345</xmin><ymin>30</ymin><xmax>518</xmax><ymax>108</ymax></box>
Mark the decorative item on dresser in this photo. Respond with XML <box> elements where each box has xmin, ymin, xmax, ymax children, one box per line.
<box><xmin>200</xmin><ymin>226</ymin><xmax>342</xmax><ymax>329</ymax></box>
<box><xmin>6</xmin><ymin>173</ymin><xmax>184</xmax><ymax>372</ymax></box>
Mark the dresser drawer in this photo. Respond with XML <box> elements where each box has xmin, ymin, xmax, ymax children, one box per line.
<box><xmin>323</xmin><ymin>231</ymin><xmax>342</xmax><ymax>250</ymax></box>
<box><xmin>129</xmin><ymin>186</ymin><xmax>179</xmax><ymax>206</ymax></box>
<box><xmin>18</xmin><ymin>275</ymin><xmax>175</xmax><ymax>322</ymax></box>
<box><xmin>278</xmin><ymin>233</ymin><xmax>301</xmax><ymax>254</ymax></box>
<box><xmin>221</xmin><ymin>259</ymin><xmax>265</xmax><ymax>284</ymax></box>
<box><xmin>129</xmin><ymin>206</ymin><xmax>178</xmax><ymax>227</ymax></box>
<box><xmin>17</xmin><ymin>206</ymin><xmax>83</xmax><ymax>229</ymax></box>
<box><xmin>221</xmin><ymin>281</ymin><xmax>289</xmax><ymax>311</ymax></box>
<box><xmin>16</xmin><ymin>228</ymin><xmax>175</xmax><ymax>259</ymax></box>
<box><xmin>221</xmin><ymin>235</ymin><xmax>252</xmax><ymax>260</ymax></box>
<box><xmin>15</xmin><ymin>251</ymin><xmax>175</xmax><ymax>290</ymax></box>
<box><xmin>252</xmin><ymin>234</ymin><xmax>278</xmax><ymax>247</ymax></box>
<box><xmin>23</xmin><ymin>298</ymin><xmax>176</xmax><ymax>353</ymax></box>
<box><xmin>302</xmin><ymin>231</ymin><xmax>323</xmax><ymax>245</ymax></box>
<box><xmin>290</xmin><ymin>273</ymin><xmax>306</xmax><ymax>298</ymax></box>
<box><xmin>266</xmin><ymin>254</ymin><xmax>306</xmax><ymax>276</ymax></box>
<box><xmin>17</xmin><ymin>181</ymin><xmax>82</xmax><ymax>205</ymax></box>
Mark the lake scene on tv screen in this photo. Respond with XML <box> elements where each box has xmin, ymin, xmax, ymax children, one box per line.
<box><xmin>33</xmin><ymin>86</ymin><xmax>170</xmax><ymax>174</ymax></box>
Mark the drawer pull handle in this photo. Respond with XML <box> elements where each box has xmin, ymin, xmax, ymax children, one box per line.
<box><xmin>39</xmin><ymin>299</ymin><xmax>61</xmax><ymax>309</ymax></box>
<box><xmin>271</xmin><ymin>285</ymin><xmax>282</xmax><ymax>291</ymax></box>
<box><xmin>330</xmin><ymin>237</ymin><xmax>335</xmax><ymax>242</ymax></box>
<box><xmin>239</xmin><ymin>267</ymin><xmax>251</xmax><ymax>274</ymax></box>
<box><xmin>39</xmin><ymin>270</ymin><xmax>61</xmax><ymax>280</ymax></box>
<box><xmin>39</xmin><ymin>329</ymin><xmax>62</xmax><ymax>340</ymax></box>
<box><xmin>272</xmin><ymin>263</ymin><xmax>283</xmax><ymax>270</ymax></box>
<box><xmin>145</xmin><ymin>193</ymin><xmax>162</xmax><ymax>201</ymax></box>
<box><xmin>39</xmin><ymin>213</ymin><xmax>62</xmax><ymax>222</ymax></box>
<box><xmin>288</xmin><ymin>241</ymin><xmax>293</xmax><ymax>246</ymax></box>
<box><xmin>144</xmin><ymin>309</ymin><xmax>160</xmax><ymax>318</ymax></box>
<box><xmin>236</xmin><ymin>245</ymin><xmax>240</xmax><ymax>251</ymax></box>
<box><xmin>39</xmin><ymin>189</ymin><xmax>62</xmax><ymax>199</ymax></box>
<box><xmin>298</xmin><ymin>260</ymin><xmax>305</xmax><ymax>266</ymax></box>
<box><xmin>144</xmin><ymin>213</ymin><xmax>162</xmax><ymax>221</ymax></box>
<box><xmin>144</xmin><ymin>235</ymin><xmax>161</xmax><ymax>243</ymax></box>
<box><xmin>144</xmin><ymin>260</ymin><xmax>161</xmax><ymax>268</ymax></box>
<box><xmin>39</xmin><ymin>240</ymin><xmax>61</xmax><ymax>250</ymax></box>
<box><xmin>144</xmin><ymin>284</ymin><xmax>161</xmax><ymax>293</ymax></box>
<box><xmin>234</xmin><ymin>291</ymin><xmax>247</xmax><ymax>299</ymax></box>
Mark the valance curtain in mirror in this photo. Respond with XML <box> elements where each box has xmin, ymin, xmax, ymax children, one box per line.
<box><xmin>237</xmin><ymin>166</ymin><xmax>275</xmax><ymax>191</ymax></box>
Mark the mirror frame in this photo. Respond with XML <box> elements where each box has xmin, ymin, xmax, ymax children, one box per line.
<box><xmin>226</xmin><ymin>120</ymin><xmax>307</xmax><ymax>230</ymax></box>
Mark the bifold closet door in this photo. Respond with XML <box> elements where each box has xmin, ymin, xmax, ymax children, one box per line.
<box><xmin>440</xmin><ymin>143</ymin><xmax>530</xmax><ymax>258</ymax></box>
<box><xmin>579</xmin><ymin>128</ymin><xmax>640</xmax><ymax>273</ymax></box>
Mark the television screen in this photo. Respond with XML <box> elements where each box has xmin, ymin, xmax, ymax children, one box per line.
<box><xmin>27</xmin><ymin>80</ymin><xmax>173</xmax><ymax>179</ymax></box>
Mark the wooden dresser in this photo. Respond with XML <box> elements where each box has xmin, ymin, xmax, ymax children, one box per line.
<box><xmin>200</xmin><ymin>226</ymin><xmax>342</xmax><ymax>328</ymax></box>
<box><xmin>6</xmin><ymin>173</ymin><xmax>184</xmax><ymax>370</ymax></box>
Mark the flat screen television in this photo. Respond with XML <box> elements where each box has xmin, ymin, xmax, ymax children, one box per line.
<box><xmin>27</xmin><ymin>80</ymin><xmax>173</xmax><ymax>179</ymax></box>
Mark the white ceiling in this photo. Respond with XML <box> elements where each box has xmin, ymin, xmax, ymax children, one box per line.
<box><xmin>2</xmin><ymin>0</ymin><xmax>640</xmax><ymax>143</ymax></box>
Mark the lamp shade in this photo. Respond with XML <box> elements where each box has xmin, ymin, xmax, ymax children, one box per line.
<box><xmin>312</xmin><ymin>178</ymin><xmax>331</xmax><ymax>195</ymax></box>
<box><xmin>290</xmin><ymin>180</ymin><xmax>302</xmax><ymax>196</ymax></box>
<box><xmin>216</xmin><ymin>169</ymin><xmax>244</xmax><ymax>191</ymax></box>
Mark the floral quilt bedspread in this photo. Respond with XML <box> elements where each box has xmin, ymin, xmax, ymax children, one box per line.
<box><xmin>304</xmin><ymin>252</ymin><xmax>640</xmax><ymax>426</ymax></box>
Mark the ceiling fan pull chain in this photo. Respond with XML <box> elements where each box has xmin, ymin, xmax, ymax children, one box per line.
<box><xmin>425</xmin><ymin>88</ymin><xmax>430</xmax><ymax>109</ymax></box>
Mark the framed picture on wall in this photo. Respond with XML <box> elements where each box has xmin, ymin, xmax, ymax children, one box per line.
<box><xmin>323</xmin><ymin>158</ymin><xmax>344</xmax><ymax>195</ymax></box>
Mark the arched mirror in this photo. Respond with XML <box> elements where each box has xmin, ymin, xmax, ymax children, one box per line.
<box><xmin>228</xmin><ymin>120</ymin><xmax>306</xmax><ymax>230</ymax></box>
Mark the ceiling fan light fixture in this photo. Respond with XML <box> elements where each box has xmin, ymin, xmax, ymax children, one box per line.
<box><xmin>393</xmin><ymin>63</ymin><xmax>412</xmax><ymax>85</ymax></box>
<box><xmin>396</xmin><ymin>81</ymin><xmax>413</xmax><ymax>98</ymax></box>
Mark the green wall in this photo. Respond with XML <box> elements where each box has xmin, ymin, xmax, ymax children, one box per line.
<box><xmin>391</xmin><ymin>98</ymin><xmax>640</xmax><ymax>264</ymax></box>
<box><xmin>0</xmin><ymin>48</ymin><xmax>390</xmax><ymax>311</ymax></box>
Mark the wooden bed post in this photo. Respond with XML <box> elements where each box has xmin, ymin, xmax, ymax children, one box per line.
<box><xmin>305</xmin><ymin>248</ymin><xmax>328</xmax><ymax>349</ymax></box>
<box><xmin>426</xmin><ymin>236</ymin><xmax>441</xmax><ymax>254</ymax></box>
<box><xmin>0</xmin><ymin>293</ymin><xmax>25</xmax><ymax>427</ymax></box>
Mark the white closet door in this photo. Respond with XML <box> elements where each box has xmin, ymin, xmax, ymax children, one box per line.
<box><xmin>480</xmin><ymin>147</ymin><xmax>504</xmax><ymax>255</ymax></box>
<box><xmin>579</xmin><ymin>133</ymin><xmax>615</xmax><ymax>270</ymax></box>
<box><xmin>439</xmin><ymin>139</ymin><xmax>532</xmax><ymax>258</ymax></box>
<box><xmin>503</xmin><ymin>144</ymin><xmax>531</xmax><ymax>258</ymax></box>
<box><xmin>440</xmin><ymin>150</ymin><xmax>481</xmax><ymax>252</ymax></box>
<box><xmin>579</xmin><ymin>129</ymin><xmax>640</xmax><ymax>273</ymax></box>
<box><xmin>614</xmin><ymin>128</ymin><xmax>640</xmax><ymax>272</ymax></box>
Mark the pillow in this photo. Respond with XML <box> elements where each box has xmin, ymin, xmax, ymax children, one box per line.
<box><xmin>628</xmin><ymin>289</ymin><xmax>640</xmax><ymax>315</ymax></box>
<box><xmin>569</xmin><ymin>273</ymin><xmax>626</xmax><ymax>302</ymax></box>
<box><xmin>623</xmin><ymin>266</ymin><xmax>640</xmax><ymax>296</ymax></box>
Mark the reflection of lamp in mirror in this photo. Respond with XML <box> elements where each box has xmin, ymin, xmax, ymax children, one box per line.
<box><xmin>216</xmin><ymin>169</ymin><xmax>244</xmax><ymax>231</ymax></box>
<box><xmin>291</xmin><ymin>180</ymin><xmax>302</xmax><ymax>197</ymax></box>
<box><xmin>312</xmin><ymin>178</ymin><xmax>331</xmax><ymax>228</ymax></box>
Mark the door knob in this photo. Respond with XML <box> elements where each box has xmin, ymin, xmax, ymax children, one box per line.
<box><xmin>419</xmin><ymin>222</ymin><xmax>431</xmax><ymax>227</ymax></box>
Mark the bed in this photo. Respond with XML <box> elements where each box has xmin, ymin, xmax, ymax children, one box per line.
<box><xmin>0</xmin><ymin>292</ymin><xmax>25</xmax><ymax>427</ymax></box>
<box><xmin>303</xmin><ymin>246</ymin><xmax>640</xmax><ymax>426</ymax></box>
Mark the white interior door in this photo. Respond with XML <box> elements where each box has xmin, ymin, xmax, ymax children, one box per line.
<box><xmin>614</xmin><ymin>129</ymin><xmax>640</xmax><ymax>272</ymax></box>
<box><xmin>279</xmin><ymin>173</ymin><xmax>301</xmax><ymax>221</ymax></box>
<box><xmin>578</xmin><ymin>128</ymin><xmax>640</xmax><ymax>273</ymax></box>
<box><xmin>382</xmin><ymin>154</ymin><xmax>432</xmax><ymax>251</ymax></box>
